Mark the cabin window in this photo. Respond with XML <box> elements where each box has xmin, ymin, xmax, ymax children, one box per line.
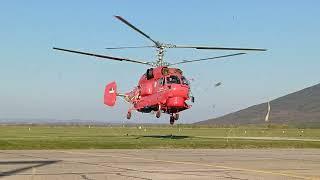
<box><xmin>158</xmin><ymin>78</ymin><xmax>165</xmax><ymax>86</ymax></box>
<box><xmin>181</xmin><ymin>76</ymin><xmax>189</xmax><ymax>85</ymax></box>
<box><xmin>166</xmin><ymin>75</ymin><xmax>181</xmax><ymax>84</ymax></box>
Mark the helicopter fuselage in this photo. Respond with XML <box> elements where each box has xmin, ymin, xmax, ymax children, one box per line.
<box><xmin>104</xmin><ymin>66</ymin><xmax>191</xmax><ymax>124</ymax></box>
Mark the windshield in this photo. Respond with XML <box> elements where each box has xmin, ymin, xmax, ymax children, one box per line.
<box><xmin>166</xmin><ymin>75</ymin><xmax>181</xmax><ymax>84</ymax></box>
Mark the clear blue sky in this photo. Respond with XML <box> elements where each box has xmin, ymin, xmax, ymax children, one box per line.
<box><xmin>0</xmin><ymin>1</ymin><xmax>319</xmax><ymax>123</ymax></box>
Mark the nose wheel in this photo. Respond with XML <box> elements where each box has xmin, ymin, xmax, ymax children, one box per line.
<box><xmin>169</xmin><ymin>113</ymin><xmax>179</xmax><ymax>125</ymax></box>
<box><xmin>170</xmin><ymin>116</ymin><xmax>175</xmax><ymax>125</ymax></box>
<box><xmin>174</xmin><ymin>113</ymin><xmax>179</xmax><ymax>120</ymax></box>
<box><xmin>156</xmin><ymin>110</ymin><xmax>161</xmax><ymax>118</ymax></box>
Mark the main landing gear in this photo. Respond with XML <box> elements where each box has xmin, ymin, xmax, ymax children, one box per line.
<box><xmin>169</xmin><ymin>113</ymin><xmax>179</xmax><ymax>125</ymax></box>
<box><xmin>156</xmin><ymin>104</ymin><xmax>161</xmax><ymax>118</ymax></box>
<box><xmin>156</xmin><ymin>110</ymin><xmax>161</xmax><ymax>118</ymax></box>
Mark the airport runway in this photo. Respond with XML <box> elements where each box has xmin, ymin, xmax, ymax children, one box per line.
<box><xmin>0</xmin><ymin>149</ymin><xmax>319</xmax><ymax>180</ymax></box>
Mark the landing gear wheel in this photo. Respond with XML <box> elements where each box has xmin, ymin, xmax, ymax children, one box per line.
<box><xmin>156</xmin><ymin>110</ymin><xmax>161</xmax><ymax>118</ymax></box>
<box><xmin>126</xmin><ymin>111</ymin><xmax>131</xmax><ymax>120</ymax></box>
<box><xmin>170</xmin><ymin>116</ymin><xmax>175</xmax><ymax>125</ymax></box>
<box><xmin>174</xmin><ymin>114</ymin><xmax>179</xmax><ymax>120</ymax></box>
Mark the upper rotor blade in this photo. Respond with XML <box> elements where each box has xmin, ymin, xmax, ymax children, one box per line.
<box><xmin>53</xmin><ymin>47</ymin><xmax>151</xmax><ymax>65</ymax></box>
<box><xmin>105</xmin><ymin>45</ymin><xmax>155</xmax><ymax>50</ymax></box>
<box><xmin>114</xmin><ymin>16</ymin><xmax>160</xmax><ymax>47</ymax></box>
<box><xmin>169</xmin><ymin>53</ymin><xmax>246</xmax><ymax>65</ymax></box>
<box><xmin>170</xmin><ymin>45</ymin><xmax>266</xmax><ymax>51</ymax></box>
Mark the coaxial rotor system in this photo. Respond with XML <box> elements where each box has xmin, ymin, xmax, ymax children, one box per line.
<box><xmin>53</xmin><ymin>16</ymin><xmax>266</xmax><ymax>67</ymax></box>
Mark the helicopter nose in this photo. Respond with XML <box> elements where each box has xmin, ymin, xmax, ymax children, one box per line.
<box><xmin>169</xmin><ymin>84</ymin><xmax>189</xmax><ymax>99</ymax></box>
<box><xmin>166</xmin><ymin>84</ymin><xmax>189</xmax><ymax>108</ymax></box>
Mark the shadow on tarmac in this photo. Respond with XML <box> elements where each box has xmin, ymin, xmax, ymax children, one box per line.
<box><xmin>0</xmin><ymin>160</ymin><xmax>61</xmax><ymax>177</ymax></box>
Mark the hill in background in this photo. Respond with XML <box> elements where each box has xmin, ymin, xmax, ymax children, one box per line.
<box><xmin>195</xmin><ymin>83</ymin><xmax>320</xmax><ymax>126</ymax></box>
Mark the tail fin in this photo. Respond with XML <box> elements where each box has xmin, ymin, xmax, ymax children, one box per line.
<box><xmin>104</xmin><ymin>81</ymin><xmax>117</xmax><ymax>106</ymax></box>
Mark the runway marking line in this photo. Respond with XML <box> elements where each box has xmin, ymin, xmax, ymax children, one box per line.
<box><xmin>56</xmin><ymin>150</ymin><xmax>316</xmax><ymax>179</ymax></box>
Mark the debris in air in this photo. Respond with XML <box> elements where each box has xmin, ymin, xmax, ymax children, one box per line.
<box><xmin>215</xmin><ymin>82</ymin><xmax>222</xmax><ymax>87</ymax></box>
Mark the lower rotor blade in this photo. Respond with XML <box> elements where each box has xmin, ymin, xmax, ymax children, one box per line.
<box><xmin>105</xmin><ymin>45</ymin><xmax>155</xmax><ymax>49</ymax></box>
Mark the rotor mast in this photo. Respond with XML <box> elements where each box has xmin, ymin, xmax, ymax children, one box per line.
<box><xmin>155</xmin><ymin>45</ymin><xmax>166</xmax><ymax>67</ymax></box>
<box><xmin>155</xmin><ymin>43</ymin><xmax>181</xmax><ymax>66</ymax></box>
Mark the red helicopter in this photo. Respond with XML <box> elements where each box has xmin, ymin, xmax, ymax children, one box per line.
<box><xmin>53</xmin><ymin>16</ymin><xmax>266</xmax><ymax>125</ymax></box>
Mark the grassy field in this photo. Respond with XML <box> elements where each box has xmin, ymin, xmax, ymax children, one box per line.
<box><xmin>0</xmin><ymin>125</ymin><xmax>320</xmax><ymax>149</ymax></box>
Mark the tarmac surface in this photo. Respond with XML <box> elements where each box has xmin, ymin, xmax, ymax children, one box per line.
<box><xmin>0</xmin><ymin>149</ymin><xmax>319</xmax><ymax>180</ymax></box>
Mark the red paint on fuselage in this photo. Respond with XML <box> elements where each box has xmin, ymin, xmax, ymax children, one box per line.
<box><xmin>125</xmin><ymin>66</ymin><xmax>190</xmax><ymax>114</ymax></box>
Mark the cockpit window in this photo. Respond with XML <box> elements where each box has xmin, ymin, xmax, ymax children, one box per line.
<box><xmin>166</xmin><ymin>75</ymin><xmax>181</xmax><ymax>84</ymax></box>
<box><xmin>158</xmin><ymin>77</ymin><xmax>165</xmax><ymax>86</ymax></box>
<box><xmin>181</xmin><ymin>76</ymin><xmax>189</xmax><ymax>85</ymax></box>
